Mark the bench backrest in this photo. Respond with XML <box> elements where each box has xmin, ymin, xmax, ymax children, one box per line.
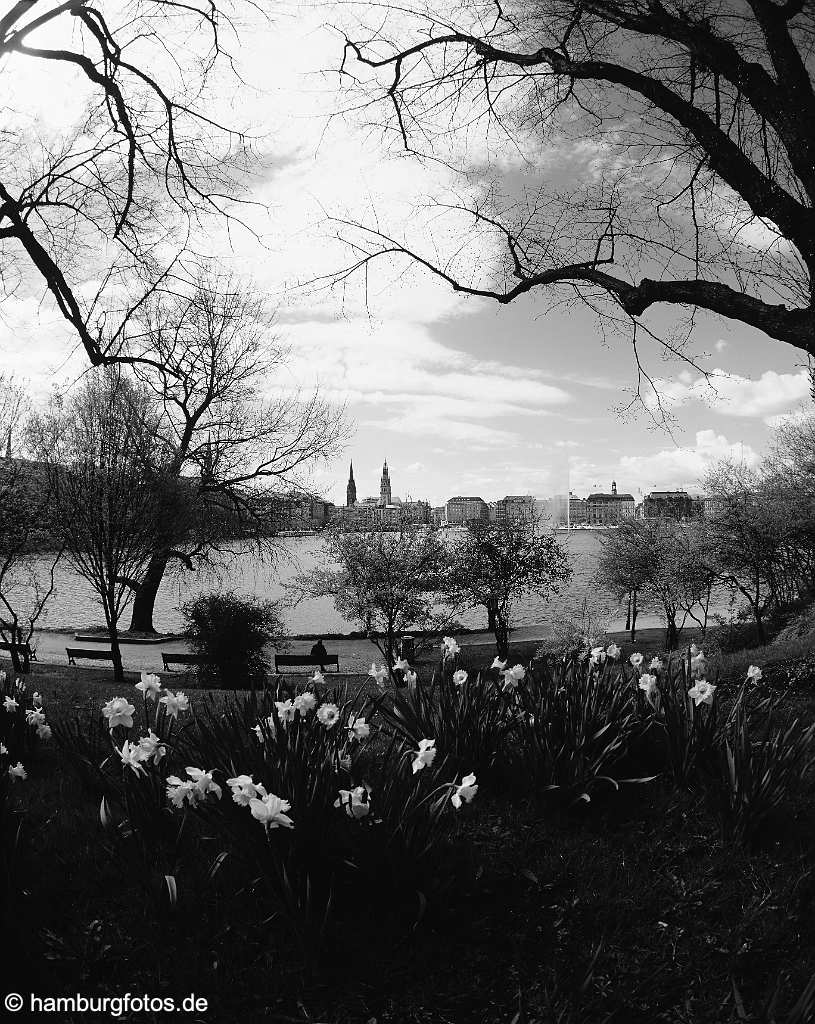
<box><xmin>66</xmin><ymin>647</ymin><xmax>113</xmax><ymax>658</ymax></box>
<box><xmin>0</xmin><ymin>641</ymin><xmax>32</xmax><ymax>654</ymax></box>
<box><xmin>275</xmin><ymin>654</ymin><xmax>339</xmax><ymax>667</ymax></box>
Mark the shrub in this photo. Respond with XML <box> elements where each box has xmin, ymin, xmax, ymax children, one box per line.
<box><xmin>181</xmin><ymin>590</ymin><xmax>287</xmax><ymax>688</ymax></box>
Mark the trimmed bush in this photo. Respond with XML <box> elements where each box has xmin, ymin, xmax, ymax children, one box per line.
<box><xmin>181</xmin><ymin>590</ymin><xmax>286</xmax><ymax>688</ymax></box>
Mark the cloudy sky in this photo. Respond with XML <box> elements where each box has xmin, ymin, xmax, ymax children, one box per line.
<box><xmin>2</xmin><ymin>1</ymin><xmax>809</xmax><ymax>506</ymax></box>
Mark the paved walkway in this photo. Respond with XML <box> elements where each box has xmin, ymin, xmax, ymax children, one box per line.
<box><xmin>23</xmin><ymin>624</ymin><xmax>562</xmax><ymax>675</ymax></box>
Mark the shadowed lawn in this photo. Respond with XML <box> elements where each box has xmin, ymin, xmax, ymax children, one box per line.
<box><xmin>5</xmin><ymin>648</ymin><xmax>815</xmax><ymax>1021</ymax></box>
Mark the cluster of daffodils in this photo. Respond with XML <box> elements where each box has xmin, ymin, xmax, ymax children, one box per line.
<box><xmin>369</xmin><ymin>657</ymin><xmax>418</xmax><ymax>689</ymax></box>
<box><xmin>2</xmin><ymin>674</ymin><xmax>54</xmax><ymax>782</ymax></box>
<box><xmin>252</xmin><ymin>692</ymin><xmax>369</xmax><ymax>743</ymax></box>
<box><xmin>441</xmin><ymin>636</ymin><xmax>460</xmax><ymax>659</ymax></box>
<box><xmin>491</xmin><ymin>658</ymin><xmax>526</xmax><ymax>692</ymax></box>
<box><xmin>624</xmin><ymin>645</ymin><xmax>727</xmax><ymax>710</ymax></box>
<box><xmin>407</xmin><ymin>734</ymin><xmax>479</xmax><ymax>810</ymax></box>
<box><xmin>589</xmin><ymin>643</ymin><xmax>622</xmax><ymax>665</ymax></box>
<box><xmin>226</xmin><ymin>774</ymin><xmax>294</xmax><ymax>829</ymax></box>
<box><xmin>103</xmin><ymin>672</ymin><xmax>189</xmax><ymax>777</ymax></box>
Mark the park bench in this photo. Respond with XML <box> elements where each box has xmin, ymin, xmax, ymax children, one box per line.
<box><xmin>66</xmin><ymin>647</ymin><xmax>117</xmax><ymax>666</ymax></box>
<box><xmin>161</xmin><ymin>652</ymin><xmax>212</xmax><ymax>671</ymax></box>
<box><xmin>274</xmin><ymin>654</ymin><xmax>340</xmax><ymax>673</ymax></box>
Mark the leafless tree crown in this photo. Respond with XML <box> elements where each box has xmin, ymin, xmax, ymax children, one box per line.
<box><xmin>337</xmin><ymin>0</ymin><xmax>815</xmax><ymax>357</ymax></box>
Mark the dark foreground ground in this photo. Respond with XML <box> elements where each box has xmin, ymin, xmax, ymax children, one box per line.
<box><xmin>5</xmin><ymin>633</ymin><xmax>815</xmax><ymax>1023</ymax></box>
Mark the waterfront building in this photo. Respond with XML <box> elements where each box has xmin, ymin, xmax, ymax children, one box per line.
<box><xmin>643</xmin><ymin>489</ymin><xmax>697</xmax><ymax>520</ymax></box>
<box><xmin>491</xmin><ymin>494</ymin><xmax>534</xmax><ymax>522</ymax></box>
<box><xmin>585</xmin><ymin>481</ymin><xmax>635</xmax><ymax>525</ymax></box>
<box><xmin>568</xmin><ymin>492</ymin><xmax>588</xmax><ymax>525</ymax></box>
<box><xmin>445</xmin><ymin>495</ymin><xmax>489</xmax><ymax>525</ymax></box>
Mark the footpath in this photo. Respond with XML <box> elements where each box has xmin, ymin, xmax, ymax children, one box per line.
<box><xmin>25</xmin><ymin>624</ymin><xmax>557</xmax><ymax>675</ymax></box>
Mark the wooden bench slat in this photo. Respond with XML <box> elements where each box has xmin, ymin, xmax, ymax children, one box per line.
<box><xmin>274</xmin><ymin>654</ymin><xmax>340</xmax><ymax>672</ymax></box>
<box><xmin>161</xmin><ymin>652</ymin><xmax>212</xmax><ymax>670</ymax></box>
<box><xmin>66</xmin><ymin>647</ymin><xmax>115</xmax><ymax>666</ymax></box>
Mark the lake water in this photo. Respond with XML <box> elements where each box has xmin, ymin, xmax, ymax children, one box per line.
<box><xmin>18</xmin><ymin>530</ymin><xmax>711</xmax><ymax>636</ymax></box>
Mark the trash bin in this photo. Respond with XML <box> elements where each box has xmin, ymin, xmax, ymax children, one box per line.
<box><xmin>400</xmin><ymin>635</ymin><xmax>415</xmax><ymax>662</ymax></box>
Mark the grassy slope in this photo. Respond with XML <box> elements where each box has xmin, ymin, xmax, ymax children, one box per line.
<box><xmin>6</xmin><ymin>643</ymin><xmax>815</xmax><ymax>1023</ymax></box>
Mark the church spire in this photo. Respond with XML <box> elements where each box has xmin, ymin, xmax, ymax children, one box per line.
<box><xmin>346</xmin><ymin>460</ymin><xmax>357</xmax><ymax>506</ymax></box>
<box><xmin>379</xmin><ymin>458</ymin><xmax>392</xmax><ymax>506</ymax></box>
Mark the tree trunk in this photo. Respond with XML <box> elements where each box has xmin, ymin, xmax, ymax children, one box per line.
<box><xmin>666</xmin><ymin>613</ymin><xmax>679</xmax><ymax>651</ymax></box>
<box><xmin>486</xmin><ymin>601</ymin><xmax>497</xmax><ymax>632</ymax></box>
<box><xmin>625</xmin><ymin>592</ymin><xmax>631</xmax><ymax>632</ymax></box>
<box><xmin>630</xmin><ymin>588</ymin><xmax>638</xmax><ymax>643</ymax></box>
<box><xmin>494</xmin><ymin>611</ymin><xmax>509</xmax><ymax>660</ymax></box>
<box><xmin>129</xmin><ymin>551</ymin><xmax>170</xmax><ymax>633</ymax></box>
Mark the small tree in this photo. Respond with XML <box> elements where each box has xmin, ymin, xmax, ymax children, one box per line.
<box><xmin>598</xmin><ymin>518</ymin><xmax>707</xmax><ymax>650</ymax></box>
<box><xmin>293</xmin><ymin>526</ymin><xmax>457</xmax><ymax>674</ymax></box>
<box><xmin>703</xmin><ymin>461</ymin><xmax>790</xmax><ymax>645</ymax></box>
<box><xmin>31</xmin><ymin>370</ymin><xmax>164</xmax><ymax>681</ymax></box>
<box><xmin>0</xmin><ymin>377</ymin><xmax>61</xmax><ymax>672</ymax></box>
<box><xmin>452</xmin><ymin>515</ymin><xmax>572</xmax><ymax>659</ymax></box>
<box><xmin>182</xmin><ymin>591</ymin><xmax>286</xmax><ymax>689</ymax></box>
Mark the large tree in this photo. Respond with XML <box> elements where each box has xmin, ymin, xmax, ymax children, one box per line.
<box><xmin>31</xmin><ymin>369</ymin><xmax>165</xmax><ymax>680</ymax></box>
<box><xmin>124</xmin><ymin>270</ymin><xmax>348</xmax><ymax>633</ymax></box>
<box><xmin>337</xmin><ymin>0</ymin><xmax>815</xmax><ymax>368</ymax></box>
<box><xmin>0</xmin><ymin>1</ymin><xmax>261</xmax><ymax>370</ymax></box>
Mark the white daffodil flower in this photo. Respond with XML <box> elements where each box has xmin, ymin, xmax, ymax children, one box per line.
<box><xmin>274</xmin><ymin>699</ymin><xmax>296</xmax><ymax>725</ymax></box>
<box><xmin>334</xmin><ymin>785</ymin><xmax>372</xmax><ymax>819</ymax></box>
<box><xmin>118</xmin><ymin>740</ymin><xmax>148</xmax><ymax>776</ymax></box>
<box><xmin>638</xmin><ymin>673</ymin><xmax>659</xmax><ymax>706</ymax></box>
<box><xmin>688</xmin><ymin>680</ymin><xmax>716</xmax><ymax>707</ymax></box>
<box><xmin>135</xmin><ymin>672</ymin><xmax>162</xmax><ymax>701</ymax></box>
<box><xmin>293</xmin><ymin>691</ymin><xmax>317</xmax><ymax>714</ymax></box>
<box><xmin>316</xmin><ymin>703</ymin><xmax>340</xmax><ymax>728</ymax></box>
<box><xmin>159</xmin><ymin>691</ymin><xmax>189</xmax><ymax>719</ymax></box>
<box><xmin>451</xmin><ymin>772</ymin><xmax>478</xmax><ymax>809</ymax></box>
<box><xmin>102</xmin><ymin>697</ymin><xmax>135</xmax><ymax>730</ymax></box>
<box><xmin>347</xmin><ymin>714</ymin><xmax>370</xmax><ymax>741</ymax></box>
<box><xmin>441</xmin><ymin>636</ymin><xmax>460</xmax><ymax>657</ymax></box>
<box><xmin>249</xmin><ymin>792</ymin><xmax>294</xmax><ymax>830</ymax></box>
<box><xmin>453</xmin><ymin>669</ymin><xmax>468</xmax><ymax>686</ymax></box>
<box><xmin>412</xmin><ymin>738</ymin><xmax>437</xmax><ymax>774</ymax></box>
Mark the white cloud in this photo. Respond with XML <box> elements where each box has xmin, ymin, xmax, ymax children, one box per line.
<box><xmin>714</xmin><ymin>340</ymin><xmax>728</xmax><ymax>352</ymax></box>
<box><xmin>649</xmin><ymin>368</ymin><xmax>809</xmax><ymax>418</ymax></box>
<box><xmin>274</xmin><ymin>318</ymin><xmax>572</xmax><ymax>443</ymax></box>
<box><xmin>570</xmin><ymin>429</ymin><xmax>760</xmax><ymax>494</ymax></box>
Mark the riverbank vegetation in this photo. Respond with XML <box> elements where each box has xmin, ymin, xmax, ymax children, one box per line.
<box><xmin>5</xmin><ymin>632</ymin><xmax>815</xmax><ymax>1022</ymax></box>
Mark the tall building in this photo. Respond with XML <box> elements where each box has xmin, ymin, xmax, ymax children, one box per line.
<box><xmin>446</xmin><ymin>496</ymin><xmax>489</xmax><ymax>525</ymax></box>
<box><xmin>379</xmin><ymin>459</ymin><xmax>392</xmax><ymax>507</ymax></box>
<box><xmin>346</xmin><ymin>461</ymin><xmax>357</xmax><ymax>506</ymax></box>
<box><xmin>585</xmin><ymin>480</ymin><xmax>635</xmax><ymax>524</ymax></box>
<box><xmin>643</xmin><ymin>490</ymin><xmax>696</xmax><ymax>520</ymax></box>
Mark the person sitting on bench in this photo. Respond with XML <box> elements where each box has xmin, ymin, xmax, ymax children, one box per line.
<box><xmin>310</xmin><ymin>638</ymin><xmax>329</xmax><ymax>670</ymax></box>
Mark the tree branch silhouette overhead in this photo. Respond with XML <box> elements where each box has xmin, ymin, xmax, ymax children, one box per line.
<box><xmin>0</xmin><ymin>1</ymin><xmax>265</xmax><ymax>371</ymax></box>
<box><xmin>337</xmin><ymin>0</ymin><xmax>815</xmax><ymax>356</ymax></box>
